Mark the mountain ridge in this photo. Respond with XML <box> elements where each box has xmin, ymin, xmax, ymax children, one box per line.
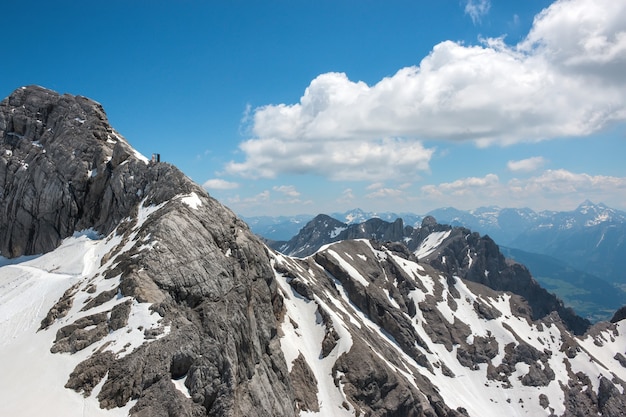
<box><xmin>253</xmin><ymin>201</ymin><xmax>626</xmax><ymax>286</ymax></box>
<box><xmin>3</xmin><ymin>85</ymin><xmax>626</xmax><ymax>416</ymax></box>
<box><xmin>246</xmin><ymin>200</ymin><xmax>626</xmax><ymax>245</ymax></box>
<box><xmin>1</xmin><ymin>85</ymin><xmax>295</xmax><ymax>416</ymax></box>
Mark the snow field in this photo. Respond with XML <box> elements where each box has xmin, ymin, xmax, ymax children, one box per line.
<box><xmin>0</xmin><ymin>235</ymin><xmax>134</xmax><ymax>417</ymax></box>
<box><xmin>180</xmin><ymin>192</ymin><xmax>203</xmax><ymax>210</ymax></box>
<box><xmin>326</xmin><ymin>249</ymin><xmax>369</xmax><ymax>287</ymax></box>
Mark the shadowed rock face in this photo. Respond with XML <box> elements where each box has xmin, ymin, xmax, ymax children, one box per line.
<box><xmin>0</xmin><ymin>85</ymin><xmax>193</xmax><ymax>257</ymax></box>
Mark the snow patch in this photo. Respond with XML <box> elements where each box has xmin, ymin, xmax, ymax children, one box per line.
<box><xmin>180</xmin><ymin>192</ymin><xmax>202</xmax><ymax>209</ymax></box>
<box><xmin>327</xmin><ymin>249</ymin><xmax>369</xmax><ymax>287</ymax></box>
<box><xmin>172</xmin><ymin>377</ymin><xmax>191</xmax><ymax>399</ymax></box>
<box><xmin>0</xmin><ymin>234</ymin><xmax>143</xmax><ymax>416</ymax></box>
<box><xmin>330</xmin><ymin>226</ymin><xmax>347</xmax><ymax>238</ymax></box>
<box><xmin>414</xmin><ymin>230</ymin><xmax>451</xmax><ymax>258</ymax></box>
<box><xmin>273</xmin><ymin>256</ymin><xmax>354</xmax><ymax>417</ymax></box>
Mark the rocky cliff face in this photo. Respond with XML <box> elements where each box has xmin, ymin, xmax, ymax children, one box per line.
<box><xmin>0</xmin><ymin>86</ymin><xmax>295</xmax><ymax>416</ymax></box>
<box><xmin>417</xmin><ymin>222</ymin><xmax>591</xmax><ymax>335</ymax></box>
<box><xmin>2</xmin><ymin>86</ymin><xmax>626</xmax><ymax>417</ymax></box>
<box><xmin>0</xmin><ymin>85</ymin><xmax>194</xmax><ymax>257</ymax></box>
<box><xmin>271</xmin><ymin>213</ymin><xmax>418</xmax><ymax>257</ymax></box>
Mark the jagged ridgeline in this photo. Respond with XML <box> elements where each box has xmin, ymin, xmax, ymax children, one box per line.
<box><xmin>2</xmin><ymin>86</ymin><xmax>626</xmax><ymax>417</ymax></box>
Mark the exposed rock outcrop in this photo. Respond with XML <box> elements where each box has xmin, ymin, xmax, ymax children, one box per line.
<box><xmin>272</xmin><ymin>210</ymin><xmax>591</xmax><ymax>335</ymax></box>
<box><xmin>0</xmin><ymin>85</ymin><xmax>192</xmax><ymax>258</ymax></box>
<box><xmin>1</xmin><ymin>86</ymin><xmax>296</xmax><ymax>416</ymax></box>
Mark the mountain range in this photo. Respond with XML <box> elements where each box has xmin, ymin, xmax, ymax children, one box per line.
<box><xmin>3</xmin><ymin>85</ymin><xmax>626</xmax><ymax>416</ymax></box>
<box><xmin>246</xmin><ymin>202</ymin><xmax>626</xmax><ymax>275</ymax></box>
<box><xmin>250</xmin><ymin>202</ymin><xmax>626</xmax><ymax>320</ymax></box>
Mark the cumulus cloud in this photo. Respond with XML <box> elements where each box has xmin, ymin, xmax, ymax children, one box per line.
<box><xmin>422</xmin><ymin>174</ymin><xmax>500</xmax><ymax>197</ymax></box>
<box><xmin>509</xmin><ymin>169</ymin><xmax>626</xmax><ymax>195</ymax></box>
<box><xmin>507</xmin><ymin>156</ymin><xmax>547</xmax><ymax>172</ymax></box>
<box><xmin>228</xmin><ymin>0</ymin><xmax>626</xmax><ymax>180</ymax></box>
<box><xmin>421</xmin><ymin>169</ymin><xmax>626</xmax><ymax>209</ymax></box>
<box><xmin>273</xmin><ymin>185</ymin><xmax>301</xmax><ymax>197</ymax></box>
<box><xmin>465</xmin><ymin>0</ymin><xmax>491</xmax><ymax>24</ymax></box>
<box><xmin>227</xmin><ymin>136</ymin><xmax>433</xmax><ymax>181</ymax></box>
<box><xmin>520</xmin><ymin>0</ymin><xmax>626</xmax><ymax>83</ymax></box>
<box><xmin>203</xmin><ymin>178</ymin><xmax>239</xmax><ymax>190</ymax></box>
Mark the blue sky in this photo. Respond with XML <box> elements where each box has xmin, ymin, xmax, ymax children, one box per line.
<box><xmin>3</xmin><ymin>0</ymin><xmax>626</xmax><ymax>216</ymax></box>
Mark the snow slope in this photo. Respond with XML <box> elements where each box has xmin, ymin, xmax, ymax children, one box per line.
<box><xmin>0</xmin><ymin>234</ymin><xmax>132</xmax><ymax>416</ymax></box>
<box><xmin>270</xmin><ymin>239</ymin><xmax>626</xmax><ymax>416</ymax></box>
<box><xmin>0</xmin><ymin>202</ymin><xmax>172</xmax><ymax>416</ymax></box>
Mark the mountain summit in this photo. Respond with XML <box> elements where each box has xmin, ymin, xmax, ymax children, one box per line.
<box><xmin>0</xmin><ymin>86</ymin><xmax>294</xmax><ymax>416</ymax></box>
<box><xmin>3</xmin><ymin>86</ymin><xmax>626</xmax><ymax>416</ymax></box>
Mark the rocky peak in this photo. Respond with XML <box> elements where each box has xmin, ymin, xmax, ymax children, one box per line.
<box><xmin>420</xmin><ymin>215</ymin><xmax>438</xmax><ymax>229</ymax></box>
<box><xmin>271</xmin><ymin>212</ymin><xmax>591</xmax><ymax>334</ymax></box>
<box><xmin>0</xmin><ymin>86</ymin><xmax>296</xmax><ymax>416</ymax></box>
<box><xmin>271</xmin><ymin>214</ymin><xmax>415</xmax><ymax>258</ymax></box>
<box><xmin>426</xmin><ymin>227</ymin><xmax>591</xmax><ymax>334</ymax></box>
<box><xmin>0</xmin><ymin>85</ymin><xmax>193</xmax><ymax>257</ymax></box>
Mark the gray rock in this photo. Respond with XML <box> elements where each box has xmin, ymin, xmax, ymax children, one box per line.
<box><xmin>290</xmin><ymin>353</ymin><xmax>320</xmax><ymax>412</ymax></box>
<box><xmin>65</xmin><ymin>351</ymin><xmax>116</xmax><ymax>396</ymax></box>
<box><xmin>0</xmin><ymin>85</ymin><xmax>193</xmax><ymax>258</ymax></box>
<box><xmin>1</xmin><ymin>86</ymin><xmax>297</xmax><ymax>416</ymax></box>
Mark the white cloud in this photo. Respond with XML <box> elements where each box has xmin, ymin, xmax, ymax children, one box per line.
<box><xmin>420</xmin><ymin>169</ymin><xmax>626</xmax><ymax>210</ymax></box>
<box><xmin>509</xmin><ymin>169</ymin><xmax>626</xmax><ymax>195</ymax></box>
<box><xmin>367</xmin><ymin>182</ymin><xmax>385</xmax><ymax>191</ymax></box>
<box><xmin>366</xmin><ymin>187</ymin><xmax>404</xmax><ymax>199</ymax></box>
<box><xmin>226</xmin><ymin>189</ymin><xmax>314</xmax><ymax>215</ymax></box>
<box><xmin>465</xmin><ymin>0</ymin><xmax>491</xmax><ymax>24</ymax></box>
<box><xmin>228</xmin><ymin>0</ymin><xmax>626</xmax><ymax>180</ymax></box>
<box><xmin>227</xmin><ymin>136</ymin><xmax>433</xmax><ymax>181</ymax></box>
<box><xmin>338</xmin><ymin>188</ymin><xmax>355</xmax><ymax>204</ymax></box>
<box><xmin>273</xmin><ymin>185</ymin><xmax>301</xmax><ymax>197</ymax></box>
<box><xmin>202</xmin><ymin>178</ymin><xmax>239</xmax><ymax>190</ymax></box>
<box><xmin>366</xmin><ymin>182</ymin><xmax>412</xmax><ymax>199</ymax></box>
<box><xmin>422</xmin><ymin>174</ymin><xmax>500</xmax><ymax>197</ymax></box>
<box><xmin>507</xmin><ymin>156</ymin><xmax>547</xmax><ymax>172</ymax></box>
<box><xmin>227</xmin><ymin>190</ymin><xmax>270</xmax><ymax>205</ymax></box>
<box><xmin>520</xmin><ymin>0</ymin><xmax>626</xmax><ymax>84</ymax></box>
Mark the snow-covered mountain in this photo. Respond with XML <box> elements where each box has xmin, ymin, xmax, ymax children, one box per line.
<box><xmin>243</xmin><ymin>209</ymin><xmax>422</xmax><ymax>241</ymax></box>
<box><xmin>240</xmin><ymin>214</ymin><xmax>314</xmax><ymax>241</ymax></box>
<box><xmin>509</xmin><ymin>202</ymin><xmax>626</xmax><ymax>284</ymax></box>
<box><xmin>250</xmin><ymin>202</ymin><xmax>626</xmax><ymax>247</ymax></box>
<box><xmin>428</xmin><ymin>206</ymin><xmax>541</xmax><ymax>245</ymax></box>
<box><xmin>272</xmin><ymin>238</ymin><xmax>626</xmax><ymax>416</ymax></box>
<box><xmin>3</xmin><ymin>86</ymin><xmax>626</xmax><ymax>416</ymax></box>
<box><xmin>0</xmin><ymin>86</ymin><xmax>293</xmax><ymax>416</ymax></box>
<box><xmin>256</xmin><ymin>202</ymin><xmax>626</xmax><ymax>284</ymax></box>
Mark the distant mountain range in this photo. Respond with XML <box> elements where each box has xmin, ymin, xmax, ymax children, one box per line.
<box><xmin>248</xmin><ymin>201</ymin><xmax>626</xmax><ymax>321</ymax></box>
<box><xmin>242</xmin><ymin>209</ymin><xmax>422</xmax><ymax>241</ymax></box>
<box><xmin>244</xmin><ymin>200</ymin><xmax>626</xmax><ymax>284</ymax></box>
